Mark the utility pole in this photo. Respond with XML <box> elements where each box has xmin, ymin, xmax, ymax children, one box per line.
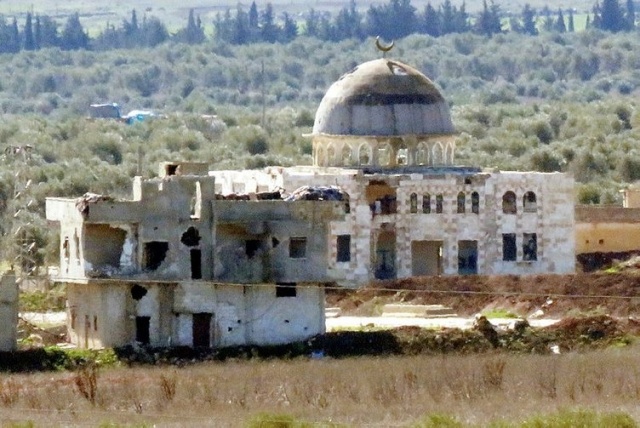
<box><xmin>3</xmin><ymin>145</ymin><xmax>37</xmax><ymax>287</ymax></box>
<box><xmin>261</xmin><ymin>59</ymin><xmax>266</xmax><ymax>129</ymax></box>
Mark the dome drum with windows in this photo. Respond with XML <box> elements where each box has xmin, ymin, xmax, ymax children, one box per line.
<box><xmin>309</xmin><ymin>57</ymin><xmax>456</xmax><ymax>168</ymax></box>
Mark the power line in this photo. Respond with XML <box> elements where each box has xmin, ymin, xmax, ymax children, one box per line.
<box><xmin>24</xmin><ymin>272</ymin><xmax>640</xmax><ymax>301</ymax></box>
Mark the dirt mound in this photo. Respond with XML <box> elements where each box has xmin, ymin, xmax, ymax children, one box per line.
<box><xmin>17</xmin><ymin>317</ymin><xmax>66</xmax><ymax>348</ymax></box>
<box><xmin>327</xmin><ymin>272</ymin><xmax>640</xmax><ymax>319</ymax></box>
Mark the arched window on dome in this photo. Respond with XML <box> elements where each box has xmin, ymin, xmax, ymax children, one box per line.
<box><xmin>410</xmin><ymin>193</ymin><xmax>418</xmax><ymax>213</ymax></box>
<box><xmin>358</xmin><ymin>143</ymin><xmax>372</xmax><ymax>166</ymax></box>
<box><xmin>422</xmin><ymin>193</ymin><xmax>431</xmax><ymax>213</ymax></box>
<box><xmin>502</xmin><ymin>191</ymin><xmax>517</xmax><ymax>214</ymax></box>
<box><xmin>471</xmin><ymin>192</ymin><xmax>480</xmax><ymax>214</ymax></box>
<box><xmin>457</xmin><ymin>192</ymin><xmax>466</xmax><ymax>214</ymax></box>
<box><xmin>396</xmin><ymin>142</ymin><xmax>408</xmax><ymax>166</ymax></box>
<box><xmin>341</xmin><ymin>144</ymin><xmax>353</xmax><ymax>166</ymax></box>
<box><xmin>378</xmin><ymin>143</ymin><xmax>392</xmax><ymax>166</ymax></box>
<box><xmin>316</xmin><ymin>146</ymin><xmax>326</xmax><ymax>167</ymax></box>
<box><xmin>416</xmin><ymin>142</ymin><xmax>429</xmax><ymax>165</ymax></box>
<box><xmin>327</xmin><ymin>144</ymin><xmax>336</xmax><ymax>166</ymax></box>
<box><xmin>523</xmin><ymin>191</ymin><xmax>537</xmax><ymax>212</ymax></box>
<box><xmin>445</xmin><ymin>142</ymin><xmax>455</xmax><ymax>165</ymax></box>
<box><xmin>432</xmin><ymin>142</ymin><xmax>444</xmax><ymax>166</ymax></box>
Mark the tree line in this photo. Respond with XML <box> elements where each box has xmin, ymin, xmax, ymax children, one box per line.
<box><xmin>0</xmin><ymin>0</ymin><xmax>636</xmax><ymax>53</ymax></box>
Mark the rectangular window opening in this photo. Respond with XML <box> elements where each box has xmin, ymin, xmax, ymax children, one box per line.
<box><xmin>190</xmin><ymin>249</ymin><xmax>202</xmax><ymax>279</ymax></box>
<box><xmin>245</xmin><ymin>239</ymin><xmax>261</xmax><ymax>259</ymax></box>
<box><xmin>190</xmin><ymin>181</ymin><xmax>202</xmax><ymax>219</ymax></box>
<box><xmin>337</xmin><ymin>235</ymin><xmax>351</xmax><ymax>262</ymax></box>
<box><xmin>276</xmin><ymin>283</ymin><xmax>297</xmax><ymax>298</ymax></box>
<box><xmin>523</xmin><ymin>233</ymin><xmax>538</xmax><ymax>261</ymax></box>
<box><xmin>502</xmin><ymin>233</ymin><xmax>516</xmax><ymax>261</ymax></box>
<box><xmin>289</xmin><ymin>237</ymin><xmax>307</xmax><ymax>259</ymax></box>
<box><xmin>143</xmin><ymin>241</ymin><xmax>169</xmax><ymax>271</ymax></box>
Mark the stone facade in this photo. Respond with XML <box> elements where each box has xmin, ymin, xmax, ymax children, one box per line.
<box><xmin>212</xmin><ymin>166</ymin><xmax>575</xmax><ymax>286</ymax></box>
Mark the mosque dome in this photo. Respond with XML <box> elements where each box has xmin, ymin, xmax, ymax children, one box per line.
<box><xmin>312</xmin><ymin>58</ymin><xmax>455</xmax><ymax>137</ymax></box>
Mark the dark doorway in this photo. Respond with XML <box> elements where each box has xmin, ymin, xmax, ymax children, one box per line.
<box><xmin>374</xmin><ymin>231</ymin><xmax>396</xmax><ymax>280</ymax></box>
<box><xmin>458</xmin><ymin>240</ymin><xmax>478</xmax><ymax>275</ymax></box>
<box><xmin>190</xmin><ymin>249</ymin><xmax>202</xmax><ymax>279</ymax></box>
<box><xmin>193</xmin><ymin>313</ymin><xmax>212</xmax><ymax>348</ymax></box>
<box><xmin>135</xmin><ymin>316</ymin><xmax>150</xmax><ymax>344</ymax></box>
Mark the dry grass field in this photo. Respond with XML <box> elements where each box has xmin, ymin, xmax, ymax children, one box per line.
<box><xmin>1</xmin><ymin>349</ymin><xmax>640</xmax><ymax>426</ymax></box>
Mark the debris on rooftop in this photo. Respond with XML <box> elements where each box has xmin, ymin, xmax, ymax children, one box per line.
<box><xmin>285</xmin><ymin>186</ymin><xmax>348</xmax><ymax>202</ymax></box>
<box><xmin>75</xmin><ymin>193</ymin><xmax>115</xmax><ymax>216</ymax></box>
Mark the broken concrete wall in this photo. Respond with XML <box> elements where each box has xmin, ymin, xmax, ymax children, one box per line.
<box><xmin>245</xmin><ymin>284</ymin><xmax>324</xmax><ymax>345</ymax></box>
<box><xmin>210</xmin><ymin>167</ymin><xmax>285</xmax><ymax>195</ymax></box>
<box><xmin>214</xmin><ymin>200</ymin><xmax>344</xmax><ymax>284</ymax></box>
<box><xmin>47</xmin><ymin>169</ymin><xmax>217</xmax><ymax>282</ymax></box>
<box><xmin>67</xmin><ymin>282</ymin><xmax>128</xmax><ymax>349</ymax></box>
<box><xmin>66</xmin><ymin>279</ymin><xmax>323</xmax><ymax>349</ymax></box>
<box><xmin>67</xmin><ymin>281</ymin><xmax>176</xmax><ymax>349</ymax></box>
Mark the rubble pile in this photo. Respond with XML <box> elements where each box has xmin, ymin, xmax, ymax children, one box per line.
<box><xmin>75</xmin><ymin>193</ymin><xmax>115</xmax><ymax>216</ymax></box>
<box><xmin>284</xmin><ymin>186</ymin><xmax>348</xmax><ymax>202</ymax></box>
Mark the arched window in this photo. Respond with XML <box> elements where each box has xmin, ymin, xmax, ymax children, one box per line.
<box><xmin>358</xmin><ymin>143</ymin><xmax>371</xmax><ymax>165</ymax></box>
<box><xmin>315</xmin><ymin>146</ymin><xmax>326</xmax><ymax>166</ymax></box>
<box><xmin>502</xmin><ymin>191</ymin><xmax>517</xmax><ymax>214</ymax></box>
<box><xmin>422</xmin><ymin>193</ymin><xmax>431</xmax><ymax>214</ymax></box>
<box><xmin>523</xmin><ymin>191</ymin><xmax>537</xmax><ymax>212</ymax></box>
<box><xmin>432</xmin><ymin>143</ymin><xmax>444</xmax><ymax>165</ymax></box>
<box><xmin>416</xmin><ymin>143</ymin><xmax>428</xmax><ymax>165</ymax></box>
<box><xmin>378</xmin><ymin>143</ymin><xmax>392</xmax><ymax>166</ymax></box>
<box><xmin>341</xmin><ymin>144</ymin><xmax>352</xmax><ymax>166</ymax></box>
<box><xmin>410</xmin><ymin>193</ymin><xmax>418</xmax><ymax>213</ymax></box>
<box><xmin>327</xmin><ymin>144</ymin><xmax>336</xmax><ymax>166</ymax></box>
<box><xmin>436</xmin><ymin>194</ymin><xmax>444</xmax><ymax>214</ymax></box>
<box><xmin>457</xmin><ymin>192</ymin><xmax>466</xmax><ymax>214</ymax></box>
<box><xmin>471</xmin><ymin>191</ymin><xmax>479</xmax><ymax>214</ymax></box>
<box><xmin>445</xmin><ymin>143</ymin><xmax>453</xmax><ymax>165</ymax></box>
<box><xmin>396</xmin><ymin>146</ymin><xmax>408</xmax><ymax>166</ymax></box>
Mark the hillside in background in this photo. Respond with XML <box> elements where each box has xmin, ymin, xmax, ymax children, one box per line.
<box><xmin>0</xmin><ymin>15</ymin><xmax>638</xmax><ymax>266</ymax></box>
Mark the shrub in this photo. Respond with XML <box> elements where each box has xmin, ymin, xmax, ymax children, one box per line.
<box><xmin>520</xmin><ymin>409</ymin><xmax>636</xmax><ymax>428</ymax></box>
<box><xmin>413</xmin><ymin>413</ymin><xmax>463</xmax><ymax>428</ymax></box>
<box><xmin>246</xmin><ymin>413</ymin><xmax>306</xmax><ymax>428</ymax></box>
<box><xmin>577</xmin><ymin>184</ymin><xmax>601</xmax><ymax>204</ymax></box>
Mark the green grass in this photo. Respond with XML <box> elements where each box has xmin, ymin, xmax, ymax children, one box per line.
<box><xmin>482</xmin><ymin>308</ymin><xmax>519</xmax><ymax>319</ymax></box>
<box><xmin>19</xmin><ymin>285</ymin><xmax>66</xmax><ymax>313</ymax></box>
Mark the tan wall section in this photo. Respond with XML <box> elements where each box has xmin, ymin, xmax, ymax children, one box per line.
<box><xmin>576</xmin><ymin>223</ymin><xmax>640</xmax><ymax>254</ymax></box>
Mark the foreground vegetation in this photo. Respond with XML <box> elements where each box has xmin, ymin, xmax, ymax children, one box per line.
<box><xmin>0</xmin><ymin>348</ymin><xmax>639</xmax><ymax>426</ymax></box>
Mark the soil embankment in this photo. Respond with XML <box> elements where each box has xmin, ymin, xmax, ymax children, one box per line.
<box><xmin>327</xmin><ymin>272</ymin><xmax>640</xmax><ymax>319</ymax></box>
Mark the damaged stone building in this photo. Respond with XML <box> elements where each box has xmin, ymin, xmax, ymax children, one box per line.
<box><xmin>46</xmin><ymin>162</ymin><xmax>344</xmax><ymax>349</ymax></box>
<box><xmin>211</xmin><ymin>57</ymin><xmax>576</xmax><ymax>285</ymax></box>
<box><xmin>47</xmin><ymin>53</ymin><xmax>575</xmax><ymax>349</ymax></box>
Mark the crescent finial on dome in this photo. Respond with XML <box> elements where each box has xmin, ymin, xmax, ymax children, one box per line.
<box><xmin>375</xmin><ymin>36</ymin><xmax>394</xmax><ymax>57</ymax></box>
